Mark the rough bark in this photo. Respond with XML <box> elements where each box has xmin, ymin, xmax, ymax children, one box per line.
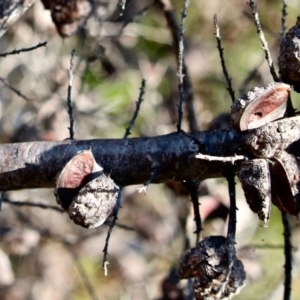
<box><xmin>0</xmin><ymin>0</ymin><xmax>36</xmax><ymax>38</ymax></box>
<box><xmin>0</xmin><ymin>130</ymin><xmax>247</xmax><ymax>190</ymax></box>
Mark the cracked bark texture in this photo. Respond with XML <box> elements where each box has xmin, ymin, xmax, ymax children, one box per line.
<box><xmin>0</xmin><ymin>130</ymin><xmax>247</xmax><ymax>191</ymax></box>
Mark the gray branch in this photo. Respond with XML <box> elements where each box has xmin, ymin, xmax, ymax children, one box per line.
<box><xmin>0</xmin><ymin>130</ymin><xmax>247</xmax><ymax>191</ymax></box>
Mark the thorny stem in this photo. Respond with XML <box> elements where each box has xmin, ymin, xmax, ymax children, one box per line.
<box><xmin>0</xmin><ymin>41</ymin><xmax>47</xmax><ymax>57</ymax></box>
<box><xmin>156</xmin><ymin>0</ymin><xmax>198</xmax><ymax>132</ymax></box>
<box><xmin>176</xmin><ymin>0</ymin><xmax>191</xmax><ymax>132</ymax></box>
<box><xmin>67</xmin><ymin>49</ymin><xmax>76</xmax><ymax>140</ymax></box>
<box><xmin>183</xmin><ymin>180</ymin><xmax>202</xmax><ymax>245</ymax></box>
<box><xmin>226</xmin><ymin>169</ymin><xmax>236</xmax><ymax>241</ymax></box>
<box><xmin>124</xmin><ymin>79</ymin><xmax>146</xmax><ymax>138</ymax></box>
<box><xmin>2</xmin><ymin>197</ymin><xmax>64</xmax><ymax>213</ymax></box>
<box><xmin>103</xmin><ymin>79</ymin><xmax>146</xmax><ymax>274</ymax></box>
<box><xmin>281</xmin><ymin>212</ymin><xmax>292</xmax><ymax>300</ymax></box>
<box><xmin>102</xmin><ymin>190</ymin><xmax>122</xmax><ymax>274</ymax></box>
<box><xmin>213</xmin><ymin>14</ymin><xmax>235</xmax><ymax>103</ymax></box>
<box><xmin>247</xmin><ymin>0</ymin><xmax>280</xmax><ymax>82</ymax></box>
<box><xmin>280</xmin><ymin>0</ymin><xmax>288</xmax><ymax>52</ymax></box>
<box><xmin>0</xmin><ymin>77</ymin><xmax>30</xmax><ymax>101</ymax></box>
<box><xmin>216</xmin><ymin>169</ymin><xmax>236</xmax><ymax>298</ymax></box>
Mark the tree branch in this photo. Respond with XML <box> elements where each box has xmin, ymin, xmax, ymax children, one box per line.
<box><xmin>0</xmin><ymin>0</ymin><xmax>36</xmax><ymax>38</ymax></box>
<box><xmin>0</xmin><ymin>130</ymin><xmax>247</xmax><ymax>190</ymax></box>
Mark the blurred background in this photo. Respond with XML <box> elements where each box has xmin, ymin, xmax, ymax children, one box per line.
<box><xmin>1</xmin><ymin>0</ymin><xmax>300</xmax><ymax>299</ymax></box>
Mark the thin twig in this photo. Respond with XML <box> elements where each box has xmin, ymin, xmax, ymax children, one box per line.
<box><xmin>102</xmin><ymin>190</ymin><xmax>122</xmax><ymax>275</ymax></box>
<box><xmin>136</xmin><ymin>165</ymin><xmax>160</xmax><ymax>193</ymax></box>
<box><xmin>247</xmin><ymin>0</ymin><xmax>280</xmax><ymax>82</ymax></box>
<box><xmin>182</xmin><ymin>180</ymin><xmax>202</xmax><ymax>245</ymax></box>
<box><xmin>196</xmin><ymin>153</ymin><xmax>246</xmax><ymax>163</ymax></box>
<box><xmin>124</xmin><ymin>79</ymin><xmax>146</xmax><ymax>138</ymax></box>
<box><xmin>2</xmin><ymin>197</ymin><xmax>64</xmax><ymax>213</ymax></box>
<box><xmin>156</xmin><ymin>0</ymin><xmax>198</xmax><ymax>132</ymax></box>
<box><xmin>176</xmin><ymin>0</ymin><xmax>191</xmax><ymax>132</ymax></box>
<box><xmin>280</xmin><ymin>0</ymin><xmax>288</xmax><ymax>52</ymax></box>
<box><xmin>0</xmin><ymin>77</ymin><xmax>30</xmax><ymax>101</ymax></box>
<box><xmin>67</xmin><ymin>49</ymin><xmax>76</xmax><ymax>140</ymax></box>
<box><xmin>102</xmin><ymin>79</ymin><xmax>146</xmax><ymax>274</ymax></box>
<box><xmin>64</xmin><ymin>243</ymin><xmax>100</xmax><ymax>300</ymax></box>
<box><xmin>213</xmin><ymin>14</ymin><xmax>235</xmax><ymax>103</ymax></box>
<box><xmin>226</xmin><ymin>171</ymin><xmax>236</xmax><ymax>240</ymax></box>
<box><xmin>0</xmin><ymin>41</ymin><xmax>47</xmax><ymax>57</ymax></box>
<box><xmin>281</xmin><ymin>211</ymin><xmax>292</xmax><ymax>300</ymax></box>
<box><xmin>216</xmin><ymin>169</ymin><xmax>237</xmax><ymax>298</ymax></box>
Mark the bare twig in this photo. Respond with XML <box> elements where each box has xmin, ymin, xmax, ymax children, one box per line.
<box><xmin>156</xmin><ymin>0</ymin><xmax>198</xmax><ymax>132</ymax></box>
<box><xmin>216</xmin><ymin>169</ymin><xmax>237</xmax><ymax>298</ymax></box>
<box><xmin>281</xmin><ymin>212</ymin><xmax>292</xmax><ymax>300</ymax></box>
<box><xmin>247</xmin><ymin>0</ymin><xmax>280</xmax><ymax>82</ymax></box>
<box><xmin>176</xmin><ymin>0</ymin><xmax>191</xmax><ymax>132</ymax></box>
<box><xmin>213</xmin><ymin>14</ymin><xmax>235</xmax><ymax>103</ymax></box>
<box><xmin>124</xmin><ymin>79</ymin><xmax>146</xmax><ymax>138</ymax></box>
<box><xmin>102</xmin><ymin>79</ymin><xmax>146</xmax><ymax>274</ymax></box>
<box><xmin>2</xmin><ymin>197</ymin><xmax>64</xmax><ymax>213</ymax></box>
<box><xmin>0</xmin><ymin>41</ymin><xmax>47</xmax><ymax>57</ymax></box>
<box><xmin>67</xmin><ymin>49</ymin><xmax>76</xmax><ymax>139</ymax></box>
<box><xmin>196</xmin><ymin>153</ymin><xmax>246</xmax><ymax>163</ymax></box>
<box><xmin>182</xmin><ymin>180</ymin><xmax>202</xmax><ymax>245</ymax></box>
<box><xmin>102</xmin><ymin>190</ymin><xmax>122</xmax><ymax>274</ymax></box>
<box><xmin>0</xmin><ymin>76</ymin><xmax>30</xmax><ymax>101</ymax></box>
<box><xmin>226</xmin><ymin>171</ymin><xmax>237</xmax><ymax>240</ymax></box>
<box><xmin>280</xmin><ymin>0</ymin><xmax>288</xmax><ymax>52</ymax></box>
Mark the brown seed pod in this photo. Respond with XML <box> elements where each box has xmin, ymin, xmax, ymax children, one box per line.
<box><xmin>179</xmin><ymin>236</ymin><xmax>246</xmax><ymax>300</ymax></box>
<box><xmin>69</xmin><ymin>172</ymin><xmax>119</xmax><ymax>229</ymax></box>
<box><xmin>41</xmin><ymin>0</ymin><xmax>93</xmax><ymax>37</ymax></box>
<box><xmin>55</xmin><ymin>148</ymin><xmax>120</xmax><ymax>228</ymax></box>
<box><xmin>55</xmin><ymin>148</ymin><xmax>101</xmax><ymax>210</ymax></box>
<box><xmin>244</xmin><ymin>116</ymin><xmax>300</xmax><ymax>159</ymax></box>
<box><xmin>270</xmin><ymin>151</ymin><xmax>300</xmax><ymax>216</ymax></box>
<box><xmin>238</xmin><ymin>159</ymin><xmax>271</xmax><ymax>226</ymax></box>
<box><xmin>231</xmin><ymin>83</ymin><xmax>290</xmax><ymax>132</ymax></box>
<box><xmin>278</xmin><ymin>16</ymin><xmax>300</xmax><ymax>92</ymax></box>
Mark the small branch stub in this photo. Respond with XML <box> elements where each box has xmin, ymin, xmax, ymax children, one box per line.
<box><xmin>55</xmin><ymin>148</ymin><xmax>119</xmax><ymax>228</ymax></box>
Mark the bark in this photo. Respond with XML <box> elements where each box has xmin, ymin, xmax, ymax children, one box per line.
<box><xmin>0</xmin><ymin>0</ymin><xmax>36</xmax><ymax>38</ymax></box>
<box><xmin>0</xmin><ymin>130</ymin><xmax>247</xmax><ymax>191</ymax></box>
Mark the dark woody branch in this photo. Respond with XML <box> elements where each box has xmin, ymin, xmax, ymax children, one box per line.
<box><xmin>0</xmin><ymin>130</ymin><xmax>247</xmax><ymax>191</ymax></box>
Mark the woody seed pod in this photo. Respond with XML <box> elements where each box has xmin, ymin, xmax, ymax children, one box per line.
<box><xmin>279</xmin><ymin>16</ymin><xmax>300</xmax><ymax>92</ymax></box>
<box><xmin>179</xmin><ymin>236</ymin><xmax>246</xmax><ymax>300</ymax></box>
<box><xmin>231</xmin><ymin>83</ymin><xmax>290</xmax><ymax>132</ymax></box>
<box><xmin>55</xmin><ymin>148</ymin><xmax>119</xmax><ymax>228</ymax></box>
